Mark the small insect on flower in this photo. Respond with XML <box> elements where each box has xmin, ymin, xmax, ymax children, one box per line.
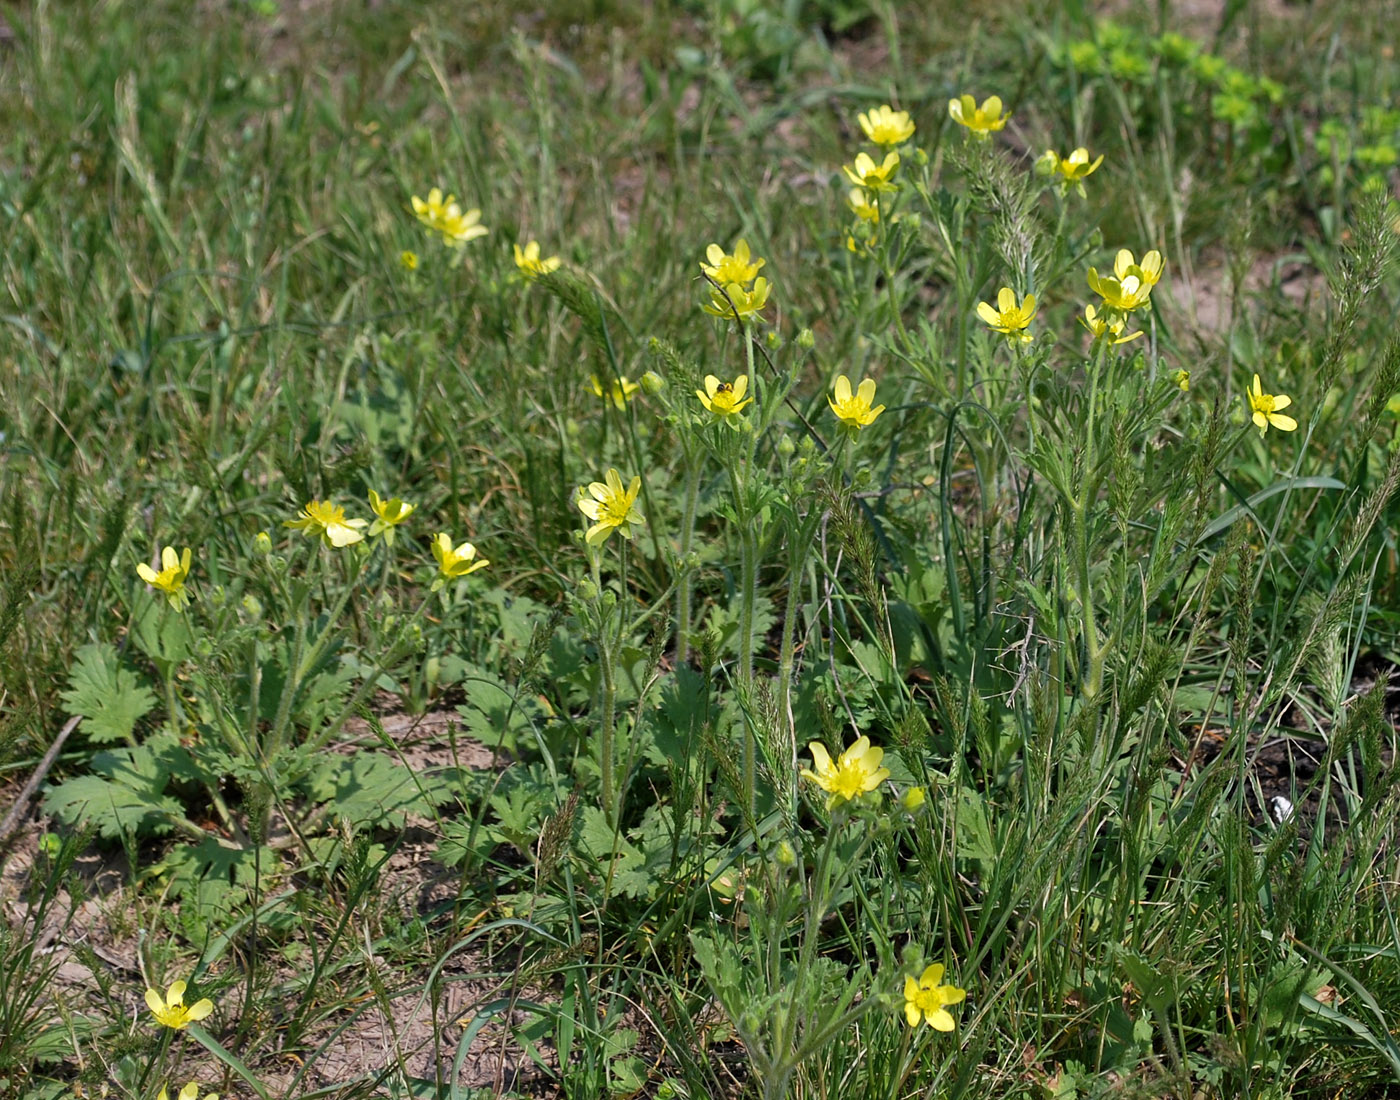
<box><xmin>577</xmin><ymin>469</ymin><xmax>645</xmax><ymax>547</ymax></box>
<box><xmin>842</xmin><ymin>151</ymin><xmax>901</xmax><ymax>192</ymax></box>
<box><xmin>948</xmin><ymin>93</ymin><xmax>1009</xmax><ymax>137</ymax></box>
<box><xmin>145</xmin><ymin>980</ymin><xmax>214</xmax><ymax>1030</ymax></box>
<box><xmin>367</xmin><ymin>490</ymin><xmax>415</xmax><ymax>545</ymax></box>
<box><xmin>701</xmin><ymin>277</ymin><xmax>772</xmax><ymax>324</ymax></box>
<box><xmin>903</xmin><ymin>963</ymin><xmax>967</xmax><ymax>1031</ymax></box>
<box><xmin>696</xmin><ymin>374</ymin><xmax>754</xmax><ymax>421</ymax></box>
<box><xmin>1079</xmin><ymin>303</ymin><xmax>1144</xmax><ymax>345</ymax></box>
<box><xmin>410</xmin><ymin>188</ymin><xmax>488</xmax><ymax>247</ymax></box>
<box><xmin>513</xmin><ymin>240</ymin><xmax>561</xmax><ymax>279</ymax></box>
<box><xmin>1247</xmin><ymin>374</ymin><xmax>1298</xmax><ymax>434</ymax></box>
<box><xmin>430</xmin><ymin>533</ymin><xmax>489</xmax><ymax>590</ymax></box>
<box><xmin>590</xmin><ymin>374</ymin><xmax>641</xmax><ymax>411</ymax></box>
<box><xmin>801</xmin><ymin>735</ymin><xmax>891</xmax><ymax>809</ymax></box>
<box><xmin>828</xmin><ymin>375</ymin><xmax>885</xmax><ymax>431</ymax></box>
<box><xmin>857</xmin><ymin>104</ymin><xmax>916</xmax><ymax>147</ymax></box>
<box><xmin>284</xmin><ymin>500</ymin><xmax>368</xmax><ymax>549</ymax></box>
<box><xmin>157</xmin><ymin>1085</ymin><xmax>218</xmax><ymax>1100</ymax></box>
<box><xmin>976</xmin><ymin>287</ymin><xmax>1038</xmax><ymax>343</ymax></box>
<box><xmin>701</xmin><ymin>239</ymin><xmax>765</xmax><ymax>286</ymax></box>
<box><xmin>137</xmin><ymin>546</ymin><xmax>193</xmax><ymax>611</ymax></box>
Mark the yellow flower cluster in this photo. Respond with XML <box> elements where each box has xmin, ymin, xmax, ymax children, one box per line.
<box><xmin>145</xmin><ymin>979</ymin><xmax>213</xmax><ymax>1030</ymax></box>
<box><xmin>514</xmin><ymin>239</ymin><xmax>561</xmax><ymax>279</ymax></box>
<box><xmin>800</xmin><ymin>735</ymin><xmax>890</xmax><ymax>809</ymax></box>
<box><xmin>700</xmin><ymin>239</ymin><xmax>772</xmax><ymax>325</ymax></box>
<box><xmin>410</xmin><ymin>187</ymin><xmax>488</xmax><ymax>247</ymax></box>
<box><xmin>903</xmin><ymin>963</ymin><xmax>967</xmax><ymax>1030</ymax></box>
<box><xmin>1037</xmin><ymin>147</ymin><xmax>1103</xmax><ymax>195</ymax></box>
<box><xmin>977</xmin><ymin>287</ymin><xmax>1038</xmax><ymax>344</ymax></box>
<box><xmin>948</xmin><ymin>93</ymin><xmax>1009</xmax><ymax>138</ymax></box>
<box><xmin>591</xmin><ymin>374</ymin><xmax>640</xmax><ymax>410</ymax></box>
<box><xmin>841</xmin><ymin>103</ymin><xmax>914</xmax><ymax>251</ymax></box>
<box><xmin>696</xmin><ymin>374</ymin><xmax>754</xmax><ymax>425</ymax></box>
<box><xmin>577</xmin><ymin>468</ymin><xmax>645</xmax><ymax>548</ymax></box>
<box><xmin>828</xmin><ymin>375</ymin><xmax>885</xmax><ymax>432</ymax></box>
<box><xmin>137</xmin><ymin>546</ymin><xmax>193</xmax><ymax>611</ymax></box>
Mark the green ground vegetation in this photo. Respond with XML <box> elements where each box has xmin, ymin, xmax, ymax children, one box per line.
<box><xmin>1</xmin><ymin>0</ymin><xmax>1400</xmax><ymax>1097</ymax></box>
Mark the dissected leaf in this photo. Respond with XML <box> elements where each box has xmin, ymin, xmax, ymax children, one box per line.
<box><xmin>60</xmin><ymin>643</ymin><xmax>157</xmax><ymax>744</ymax></box>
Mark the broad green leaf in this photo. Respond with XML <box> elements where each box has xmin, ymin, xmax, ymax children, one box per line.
<box><xmin>60</xmin><ymin>643</ymin><xmax>157</xmax><ymax>744</ymax></box>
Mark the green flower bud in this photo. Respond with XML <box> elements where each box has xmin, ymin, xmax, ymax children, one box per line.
<box><xmin>640</xmin><ymin>370</ymin><xmax>665</xmax><ymax>395</ymax></box>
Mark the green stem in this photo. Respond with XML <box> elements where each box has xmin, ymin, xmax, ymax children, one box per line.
<box><xmin>676</xmin><ymin>449</ymin><xmax>701</xmax><ymax>664</ymax></box>
<box><xmin>592</xmin><ymin>551</ymin><xmax>618</xmax><ymax>824</ymax></box>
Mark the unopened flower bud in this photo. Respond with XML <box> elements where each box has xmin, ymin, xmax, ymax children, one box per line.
<box><xmin>796</xmin><ymin>328</ymin><xmax>815</xmax><ymax>349</ymax></box>
<box><xmin>253</xmin><ymin>531</ymin><xmax>272</xmax><ymax>555</ymax></box>
<box><xmin>577</xmin><ymin>577</ymin><xmax>600</xmax><ymax>601</ymax></box>
<box><xmin>640</xmin><ymin>370</ymin><xmax>665</xmax><ymax>395</ymax></box>
<box><xmin>777</xmin><ymin>435</ymin><xmax>796</xmax><ymax>458</ymax></box>
<box><xmin>901</xmin><ymin>786</ymin><xmax>927</xmax><ymax>812</ymax></box>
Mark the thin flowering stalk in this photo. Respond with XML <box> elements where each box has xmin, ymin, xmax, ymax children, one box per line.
<box><xmin>676</xmin><ymin>444</ymin><xmax>701</xmax><ymax>664</ymax></box>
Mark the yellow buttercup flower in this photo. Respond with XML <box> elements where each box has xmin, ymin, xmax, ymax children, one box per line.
<box><xmin>842</xmin><ymin>151</ymin><xmax>900</xmax><ymax>192</ymax></box>
<box><xmin>858</xmin><ymin>104</ymin><xmax>916</xmax><ymax>146</ymax></box>
<box><xmin>1039</xmin><ymin>147</ymin><xmax>1104</xmax><ymax>191</ymax></box>
<box><xmin>701</xmin><ymin>239</ymin><xmax>765</xmax><ymax>286</ymax></box>
<box><xmin>948</xmin><ymin>93</ymin><xmax>1009</xmax><ymax>137</ymax></box>
<box><xmin>430</xmin><ymin>533</ymin><xmax>489</xmax><ymax>589</ymax></box>
<box><xmin>410</xmin><ymin>188</ymin><xmax>488</xmax><ymax>247</ymax></box>
<box><xmin>513</xmin><ymin>240</ymin><xmax>561</xmax><ymax>278</ymax></box>
<box><xmin>145</xmin><ymin>980</ymin><xmax>214</xmax><ymax>1030</ymax></box>
<box><xmin>158</xmin><ymin>1085</ymin><xmax>218</xmax><ymax>1100</ymax></box>
<box><xmin>903</xmin><ymin>963</ymin><xmax>966</xmax><ymax>1030</ymax></box>
<box><xmin>1113</xmin><ymin>248</ymin><xmax>1164</xmax><ymax>290</ymax></box>
<box><xmin>367</xmin><ymin>490</ymin><xmax>415</xmax><ymax>545</ymax></box>
<box><xmin>847</xmin><ymin>188</ymin><xmax>880</xmax><ymax>223</ymax></box>
<box><xmin>801</xmin><ymin>735</ymin><xmax>891</xmax><ymax>808</ymax></box>
<box><xmin>136</xmin><ymin>546</ymin><xmax>193</xmax><ymax>611</ymax></box>
<box><xmin>284</xmin><ymin>500</ymin><xmax>368</xmax><ymax>549</ymax></box>
<box><xmin>1079</xmin><ymin>303</ymin><xmax>1144</xmax><ymax>345</ymax></box>
<box><xmin>399</xmin><ymin>250</ymin><xmax>419</xmax><ymax>271</ymax></box>
<box><xmin>1247</xmin><ymin>374</ymin><xmax>1298</xmax><ymax>434</ymax></box>
<box><xmin>1087</xmin><ymin>261</ymin><xmax>1154</xmax><ymax>314</ymax></box>
<box><xmin>976</xmin><ymin>287</ymin><xmax>1037</xmax><ymax>343</ymax></box>
<box><xmin>828</xmin><ymin>375</ymin><xmax>885</xmax><ymax>430</ymax></box>
<box><xmin>702</xmin><ymin>277</ymin><xmax>772</xmax><ymax>324</ymax></box>
<box><xmin>696</xmin><ymin>374</ymin><xmax>753</xmax><ymax>420</ymax></box>
<box><xmin>577</xmin><ymin>469</ymin><xmax>645</xmax><ymax>547</ymax></box>
<box><xmin>590</xmin><ymin>374</ymin><xmax>640</xmax><ymax>410</ymax></box>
